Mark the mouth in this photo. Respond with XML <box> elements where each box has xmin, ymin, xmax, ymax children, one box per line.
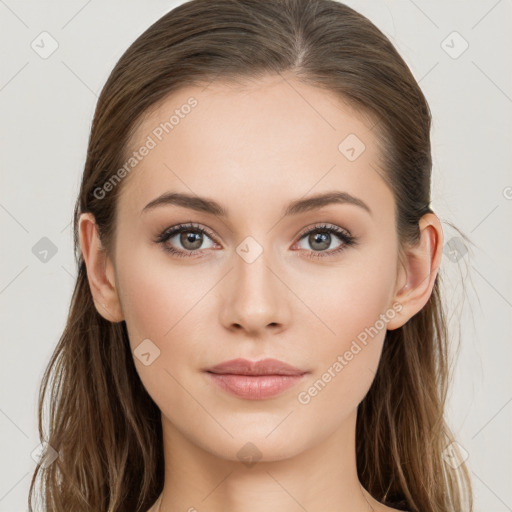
<box><xmin>203</xmin><ymin>358</ymin><xmax>308</xmax><ymax>400</ymax></box>
<box><xmin>205</xmin><ymin>357</ymin><xmax>307</xmax><ymax>376</ymax></box>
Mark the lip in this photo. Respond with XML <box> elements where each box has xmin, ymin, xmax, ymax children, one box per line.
<box><xmin>205</xmin><ymin>357</ymin><xmax>306</xmax><ymax>376</ymax></box>
<box><xmin>204</xmin><ymin>358</ymin><xmax>308</xmax><ymax>400</ymax></box>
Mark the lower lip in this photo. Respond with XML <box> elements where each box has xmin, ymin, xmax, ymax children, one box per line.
<box><xmin>205</xmin><ymin>372</ymin><xmax>306</xmax><ymax>400</ymax></box>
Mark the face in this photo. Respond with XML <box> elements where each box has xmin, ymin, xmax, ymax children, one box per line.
<box><xmin>108</xmin><ymin>73</ymin><xmax>404</xmax><ymax>461</ymax></box>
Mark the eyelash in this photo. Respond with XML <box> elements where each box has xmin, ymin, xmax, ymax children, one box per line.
<box><xmin>155</xmin><ymin>222</ymin><xmax>357</xmax><ymax>260</ymax></box>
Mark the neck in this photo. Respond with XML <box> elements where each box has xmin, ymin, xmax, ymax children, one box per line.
<box><xmin>152</xmin><ymin>409</ymin><xmax>379</xmax><ymax>512</ymax></box>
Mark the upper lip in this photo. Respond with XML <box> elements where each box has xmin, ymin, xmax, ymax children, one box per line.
<box><xmin>205</xmin><ymin>358</ymin><xmax>307</xmax><ymax>376</ymax></box>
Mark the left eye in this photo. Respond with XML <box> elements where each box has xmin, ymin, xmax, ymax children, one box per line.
<box><xmin>293</xmin><ymin>224</ymin><xmax>356</xmax><ymax>258</ymax></box>
<box><xmin>296</xmin><ymin>228</ymin><xmax>344</xmax><ymax>252</ymax></box>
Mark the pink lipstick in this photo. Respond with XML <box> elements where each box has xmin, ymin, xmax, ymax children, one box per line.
<box><xmin>204</xmin><ymin>358</ymin><xmax>308</xmax><ymax>400</ymax></box>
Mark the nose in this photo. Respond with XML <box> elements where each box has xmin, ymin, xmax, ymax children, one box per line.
<box><xmin>219</xmin><ymin>244</ymin><xmax>291</xmax><ymax>336</ymax></box>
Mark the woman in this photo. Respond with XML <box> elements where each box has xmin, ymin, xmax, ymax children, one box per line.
<box><xmin>29</xmin><ymin>0</ymin><xmax>473</xmax><ymax>511</ymax></box>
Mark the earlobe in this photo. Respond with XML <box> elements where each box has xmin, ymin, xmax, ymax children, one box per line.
<box><xmin>386</xmin><ymin>213</ymin><xmax>443</xmax><ymax>330</ymax></box>
<box><xmin>79</xmin><ymin>213</ymin><xmax>124</xmax><ymax>323</ymax></box>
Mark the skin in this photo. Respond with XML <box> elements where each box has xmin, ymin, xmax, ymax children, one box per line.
<box><xmin>79</xmin><ymin>72</ymin><xmax>443</xmax><ymax>512</ymax></box>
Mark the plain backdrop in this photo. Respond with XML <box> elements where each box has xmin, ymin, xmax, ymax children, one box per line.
<box><xmin>1</xmin><ymin>0</ymin><xmax>511</xmax><ymax>511</ymax></box>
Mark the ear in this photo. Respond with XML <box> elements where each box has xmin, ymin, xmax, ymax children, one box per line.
<box><xmin>78</xmin><ymin>212</ymin><xmax>124</xmax><ymax>323</ymax></box>
<box><xmin>386</xmin><ymin>213</ymin><xmax>443</xmax><ymax>330</ymax></box>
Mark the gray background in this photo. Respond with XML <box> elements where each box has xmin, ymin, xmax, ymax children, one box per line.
<box><xmin>1</xmin><ymin>0</ymin><xmax>511</xmax><ymax>510</ymax></box>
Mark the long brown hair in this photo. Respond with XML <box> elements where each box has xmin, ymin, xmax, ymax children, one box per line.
<box><xmin>28</xmin><ymin>1</ymin><xmax>473</xmax><ymax>510</ymax></box>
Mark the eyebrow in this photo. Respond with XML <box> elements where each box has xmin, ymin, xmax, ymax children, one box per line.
<box><xmin>141</xmin><ymin>191</ymin><xmax>372</xmax><ymax>217</ymax></box>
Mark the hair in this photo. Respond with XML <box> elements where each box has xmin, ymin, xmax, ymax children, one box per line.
<box><xmin>28</xmin><ymin>0</ymin><xmax>473</xmax><ymax>511</ymax></box>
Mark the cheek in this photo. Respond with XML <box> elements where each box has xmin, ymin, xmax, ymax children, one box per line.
<box><xmin>295</xmin><ymin>242</ymin><xmax>397</xmax><ymax>347</ymax></box>
<box><xmin>115</xmin><ymin>249</ymin><xmax>215</xmax><ymax>417</ymax></box>
<box><xmin>116</xmin><ymin>243</ymin><xmax>212</xmax><ymax>346</ymax></box>
<box><xmin>292</xmin><ymin>243</ymin><xmax>397</xmax><ymax>409</ymax></box>
<box><xmin>115</xmin><ymin>245</ymin><xmax>224</xmax><ymax>396</ymax></box>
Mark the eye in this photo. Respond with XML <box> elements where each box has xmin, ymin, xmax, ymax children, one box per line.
<box><xmin>294</xmin><ymin>223</ymin><xmax>357</xmax><ymax>259</ymax></box>
<box><xmin>155</xmin><ymin>223</ymin><xmax>218</xmax><ymax>258</ymax></box>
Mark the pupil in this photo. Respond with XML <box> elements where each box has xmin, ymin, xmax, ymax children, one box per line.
<box><xmin>181</xmin><ymin>231</ymin><xmax>202</xmax><ymax>249</ymax></box>
<box><xmin>311</xmin><ymin>232</ymin><xmax>330</xmax><ymax>251</ymax></box>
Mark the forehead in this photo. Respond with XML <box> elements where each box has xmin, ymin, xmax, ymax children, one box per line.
<box><xmin>117</xmin><ymin>73</ymin><xmax>391</xmax><ymax>221</ymax></box>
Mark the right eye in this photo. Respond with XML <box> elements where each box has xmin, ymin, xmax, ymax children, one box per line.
<box><xmin>155</xmin><ymin>223</ymin><xmax>219</xmax><ymax>258</ymax></box>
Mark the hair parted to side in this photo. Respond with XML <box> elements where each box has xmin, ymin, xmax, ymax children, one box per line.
<box><xmin>29</xmin><ymin>1</ymin><xmax>473</xmax><ymax>511</ymax></box>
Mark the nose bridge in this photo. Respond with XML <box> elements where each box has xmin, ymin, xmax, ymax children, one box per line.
<box><xmin>222</xmin><ymin>234</ymin><xmax>288</xmax><ymax>333</ymax></box>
